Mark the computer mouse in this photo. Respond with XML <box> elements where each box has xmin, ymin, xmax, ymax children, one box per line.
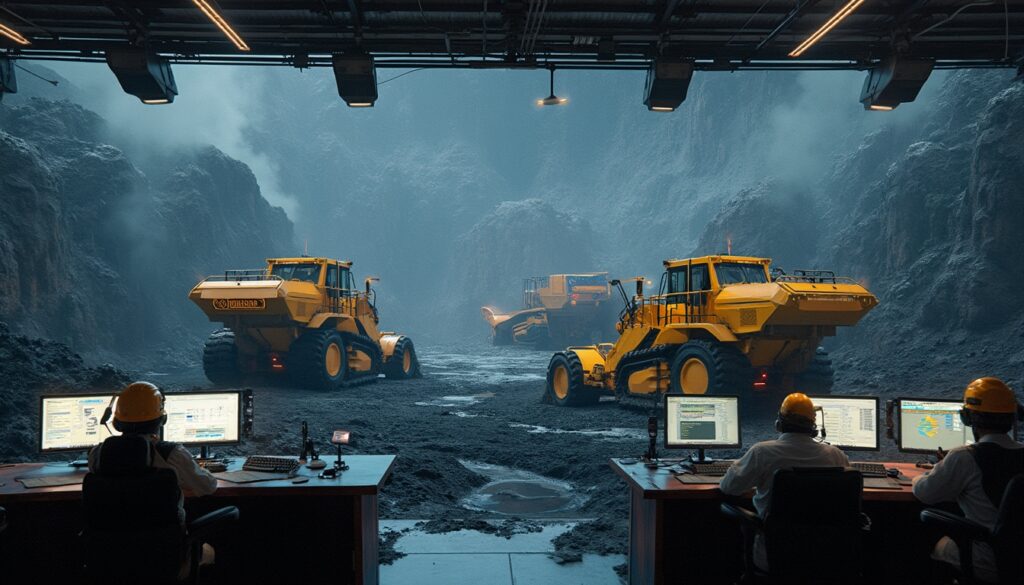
<box><xmin>886</xmin><ymin>468</ymin><xmax>900</xmax><ymax>478</ymax></box>
<box><xmin>307</xmin><ymin>459</ymin><xmax>327</xmax><ymax>470</ymax></box>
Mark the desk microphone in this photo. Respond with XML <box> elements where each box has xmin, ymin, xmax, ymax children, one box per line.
<box><xmin>644</xmin><ymin>416</ymin><xmax>658</xmax><ymax>466</ymax></box>
<box><xmin>815</xmin><ymin>406</ymin><xmax>828</xmax><ymax>443</ymax></box>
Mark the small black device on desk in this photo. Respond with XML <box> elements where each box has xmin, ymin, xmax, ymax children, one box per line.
<box><xmin>331</xmin><ymin>429</ymin><xmax>351</xmax><ymax>472</ymax></box>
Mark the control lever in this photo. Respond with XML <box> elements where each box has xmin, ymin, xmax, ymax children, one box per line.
<box><xmin>332</xmin><ymin>429</ymin><xmax>351</xmax><ymax>471</ymax></box>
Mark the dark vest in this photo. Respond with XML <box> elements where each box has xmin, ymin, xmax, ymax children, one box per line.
<box><xmin>968</xmin><ymin>442</ymin><xmax>1024</xmax><ymax>506</ymax></box>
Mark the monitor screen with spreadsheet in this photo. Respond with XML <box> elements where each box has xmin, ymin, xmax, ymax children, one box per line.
<box><xmin>40</xmin><ymin>393</ymin><xmax>119</xmax><ymax>452</ymax></box>
<box><xmin>811</xmin><ymin>396</ymin><xmax>879</xmax><ymax>451</ymax></box>
<box><xmin>664</xmin><ymin>395</ymin><xmax>741</xmax><ymax>449</ymax></box>
<box><xmin>162</xmin><ymin>391</ymin><xmax>240</xmax><ymax>446</ymax></box>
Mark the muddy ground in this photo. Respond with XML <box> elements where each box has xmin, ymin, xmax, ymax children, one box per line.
<box><xmin>3</xmin><ymin>331</ymin><xmax>952</xmax><ymax>567</ymax></box>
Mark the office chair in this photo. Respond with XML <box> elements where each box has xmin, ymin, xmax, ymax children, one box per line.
<box><xmin>81</xmin><ymin>435</ymin><xmax>239</xmax><ymax>585</ymax></box>
<box><xmin>721</xmin><ymin>467</ymin><xmax>868</xmax><ymax>585</ymax></box>
<box><xmin>920</xmin><ymin>473</ymin><xmax>1024</xmax><ymax>585</ymax></box>
<box><xmin>0</xmin><ymin>505</ymin><xmax>7</xmax><ymax>549</ymax></box>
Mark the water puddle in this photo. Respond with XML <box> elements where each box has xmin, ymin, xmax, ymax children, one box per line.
<box><xmin>417</xmin><ymin>347</ymin><xmax>548</xmax><ymax>385</ymax></box>
<box><xmin>509</xmin><ymin>423</ymin><xmax>646</xmax><ymax>441</ymax></box>
<box><xmin>459</xmin><ymin>460</ymin><xmax>581</xmax><ymax>517</ymax></box>
<box><xmin>414</xmin><ymin>392</ymin><xmax>494</xmax><ymax>408</ymax></box>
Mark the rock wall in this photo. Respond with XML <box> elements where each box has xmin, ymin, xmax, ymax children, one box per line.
<box><xmin>0</xmin><ymin>98</ymin><xmax>294</xmax><ymax>356</ymax></box>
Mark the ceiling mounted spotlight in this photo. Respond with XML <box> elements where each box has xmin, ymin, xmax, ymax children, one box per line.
<box><xmin>332</xmin><ymin>53</ymin><xmax>378</xmax><ymax>107</ymax></box>
<box><xmin>106</xmin><ymin>49</ymin><xmax>178</xmax><ymax>105</ymax></box>
<box><xmin>536</xmin><ymin>66</ymin><xmax>568</xmax><ymax>107</ymax></box>
<box><xmin>860</xmin><ymin>55</ymin><xmax>934</xmax><ymax>111</ymax></box>
<box><xmin>644</xmin><ymin>59</ymin><xmax>693</xmax><ymax>112</ymax></box>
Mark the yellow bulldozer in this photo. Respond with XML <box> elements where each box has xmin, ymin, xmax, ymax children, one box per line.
<box><xmin>544</xmin><ymin>255</ymin><xmax>878</xmax><ymax>406</ymax></box>
<box><xmin>189</xmin><ymin>256</ymin><xmax>420</xmax><ymax>390</ymax></box>
<box><xmin>481</xmin><ymin>274</ymin><xmax>617</xmax><ymax>348</ymax></box>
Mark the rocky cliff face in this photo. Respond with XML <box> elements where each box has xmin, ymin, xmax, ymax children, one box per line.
<box><xmin>0</xmin><ymin>97</ymin><xmax>294</xmax><ymax>356</ymax></box>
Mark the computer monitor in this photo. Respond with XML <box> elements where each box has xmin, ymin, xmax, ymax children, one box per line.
<box><xmin>162</xmin><ymin>391</ymin><xmax>241</xmax><ymax>450</ymax></box>
<box><xmin>811</xmin><ymin>395</ymin><xmax>879</xmax><ymax>451</ymax></box>
<box><xmin>897</xmin><ymin>398</ymin><xmax>971</xmax><ymax>453</ymax></box>
<box><xmin>40</xmin><ymin>393</ymin><xmax>119</xmax><ymax>452</ymax></box>
<box><xmin>664</xmin><ymin>395</ymin><xmax>741</xmax><ymax>460</ymax></box>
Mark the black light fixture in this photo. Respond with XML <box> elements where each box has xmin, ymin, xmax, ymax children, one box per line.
<box><xmin>332</xmin><ymin>53</ymin><xmax>377</xmax><ymax>108</ymax></box>
<box><xmin>643</xmin><ymin>58</ymin><xmax>693</xmax><ymax>112</ymax></box>
<box><xmin>105</xmin><ymin>48</ymin><xmax>177</xmax><ymax>104</ymax></box>
<box><xmin>536</xmin><ymin>66</ymin><xmax>568</xmax><ymax>107</ymax></box>
<box><xmin>860</xmin><ymin>55</ymin><xmax>934</xmax><ymax>111</ymax></box>
<box><xmin>0</xmin><ymin>56</ymin><xmax>16</xmax><ymax>103</ymax></box>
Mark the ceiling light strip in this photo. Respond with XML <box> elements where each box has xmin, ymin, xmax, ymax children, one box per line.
<box><xmin>192</xmin><ymin>0</ymin><xmax>250</xmax><ymax>52</ymax></box>
<box><xmin>0</xmin><ymin>22</ymin><xmax>30</xmax><ymax>45</ymax></box>
<box><xmin>788</xmin><ymin>0</ymin><xmax>865</xmax><ymax>58</ymax></box>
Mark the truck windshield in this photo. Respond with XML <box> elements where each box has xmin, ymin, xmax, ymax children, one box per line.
<box><xmin>715</xmin><ymin>263</ymin><xmax>768</xmax><ymax>285</ymax></box>
<box><xmin>567</xmin><ymin>275</ymin><xmax>607</xmax><ymax>290</ymax></box>
<box><xmin>271</xmin><ymin>263</ymin><xmax>323</xmax><ymax>284</ymax></box>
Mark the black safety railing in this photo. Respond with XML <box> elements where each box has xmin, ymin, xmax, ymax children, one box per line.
<box><xmin>619</xmin><ymin>291</ymin><xmax>718</xmax><ymax>328</ymax></box>
<box><xmin>775</xmin><ymin>269</ymin><xmax>858</xmax><ymax>285</ymax></box>
<box><xmin>202</xmin><ymin>269</ymin><xmax>280</xmax><ymax>282</ymax></box>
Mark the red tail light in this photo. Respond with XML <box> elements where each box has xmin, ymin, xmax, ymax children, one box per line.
<box><xmin>753</xmin><ymin>369</ymin><xmax>769</xmax><ymax>389</ymax></box>
<box><xmin>270</xmin><ymin>353</ymin><xmax>285</xmax><ymax>371</ymax></box>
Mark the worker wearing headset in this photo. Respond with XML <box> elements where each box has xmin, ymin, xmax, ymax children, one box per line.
<box><xmin>89</xmin><ymin>381</ymin><xmax>218</xmax><ymax>525</ymax></box>
<box><xmin>720</xmin><ymin>392</ymin><xmax>849</xmax><ymax>571</ymax></box>
<box><xmin>912</xmin><ymin>377</ymin><xmax>1024</xmax><ymax>583</ymax></box>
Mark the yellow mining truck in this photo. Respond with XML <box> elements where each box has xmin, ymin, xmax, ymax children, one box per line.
<box><xmin>189</xmin><ymin>256</ymin><xmax>420</xmax><ymax>390</ymax></box>
<box><xmin>481</xmin><ymin>274</ymin><xmax>617</xmax><ymax>348</ymax></box>
<box><xmin>544</xmin><ymin>255</ymin><xmax>878</xmax><ymax>406</ymax></box>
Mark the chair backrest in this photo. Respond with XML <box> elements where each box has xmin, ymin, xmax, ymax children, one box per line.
<box><xmin>991</xmin><ymin>474</ymin><xmax>1024</xmax><ymax>585</ymax></box>
<box><xmin>763</xmin><ymin>467</ymin><xmax>864</xmax><ymax>581</ymax></box>
<box><xmin>82</xmin><ymin>435</ymin><xmax>184</xmax><ymax>582</ymax></box>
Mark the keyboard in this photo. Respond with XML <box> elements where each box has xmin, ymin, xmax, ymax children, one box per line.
<box><xmin>850</xmin><ymin>462</ymin><xmax>888</xmax><ymax>477</ymax></box>
<box><xmin>242</xmin><ymin>456</ymin><xmax>300</xmax><ymax>474</ymax></box>
<box><xmin>690</xmin><ymin>461</ymin><xmax>734</xmax><ymax>476</ymax></box>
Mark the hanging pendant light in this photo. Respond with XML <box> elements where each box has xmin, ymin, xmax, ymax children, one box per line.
<box><xmin>536</xmin><ymin>66</ymin><xmax>568</xmax><ymax>106</ymax></box>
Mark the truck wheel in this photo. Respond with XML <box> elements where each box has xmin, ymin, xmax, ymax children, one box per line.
<box><xmin>289</xmin><ymin>330</ymin><xmax>347</xmax><ymax>390</ymax></box>
<box><xmin>384</xmin><ymin>336</ymin><xmax>420</xmax><ymax>379</ymax></box>
<box><xmin>203</xmin><ymin>328</ymin><xmax>241</xmax><ymax>386</ymax></box>
<box><xmin>669</xmin><ymin>340</ymin><xmax>753</xmax><ymax>395</ymax></box>
<box><xmin>794</xmin><ymin>348</ymin><xmax>835</xmax><ymax>394</ymax></box>
<box><xmin>545</xmin><ymin>352</ymin><xmax>600</xmax><ymax>406</ymax></box>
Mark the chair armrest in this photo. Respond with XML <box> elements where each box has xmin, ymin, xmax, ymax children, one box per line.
<box><xmin>920</xmin><ymin>509</ymin><xmax>989</xmax><ymax>542</ymax></box>
<box><xmin>188</xmin><ymin>506</ymin><xmax>240</xmax><ymax>540</ymax></box>
<box><xmin>720</xmin><ymin>503</ymin><xmax>762</xmax><ymax>529</ymax></box>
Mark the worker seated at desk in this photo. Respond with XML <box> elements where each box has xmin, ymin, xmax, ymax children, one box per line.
<box><xmin>912</xmin><ymin>377</ymin><xmax>1024</xmax><ymax>584</ymax></box>
<box><xmin>89</xmin><ymin>382</ymin><xmax>219</xmax><ymax>566</ymax></box>
<box><xmin>719</xmin><ymin>392</ymin><xmax>850</xmax><ymax>571</ymax></box>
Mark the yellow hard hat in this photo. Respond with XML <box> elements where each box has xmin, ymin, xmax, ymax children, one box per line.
<box><xmin>114</xmin><ymin>381</ymin><xmax>165</xmax><ymax>423</ymax></box>
<box><xmin>780</xmin><ymin>392</ymin><xmax>816</xmax><ymax>422</ymax></box>
<box><xmin>963</xmin><ymin>377</ymin><xmax>1018</xmax><ymax>414</ymax></box>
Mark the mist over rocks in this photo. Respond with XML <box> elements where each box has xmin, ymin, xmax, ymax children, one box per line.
<box><xmin>446</xmin><ymin>199</ymin><xmax>596</xmax><ymax>334</ymax></box>
<box><xmin>0</xmin><ymin>96</ymin><xmax>294</xmax><ymax>358</ymax></box>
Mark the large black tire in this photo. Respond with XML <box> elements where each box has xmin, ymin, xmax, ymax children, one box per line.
<box><xmin>545</xmin><ymin>352</ymin><xmax>601</xmax><ymax>407</ymax></box>
<box><xmin>288</xmin><ymin>329</ymin><xmax>347</xmax><ymax>390</ymax></box>
<box><xmin>669</xmin><ymin>339</ymin><xmax>753</xmax><ymax>395</ymax></box>
<box><xmin>202</xmin><ymin>328</ymin><xmax>241</xmax><ymax>386</ymax></box>
<box><xmin>384</xmin><ymin>336</ymin><xmax>421</xmax><ymax>379</ymax></box>
<box><xmin>794</xmin><ymin>347</ymin><xmax>835</xmax><ymax>394</ymax></box>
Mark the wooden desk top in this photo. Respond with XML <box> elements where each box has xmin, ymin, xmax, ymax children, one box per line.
<box><xmin>609</xmin><ymin>458</ymin><xmax>926</xmax><ymax>502</ymax></box>
<box><xmin>0</xmin><ymin>455</ymin><xmax>396</xmax><ymax>503</ymax></box>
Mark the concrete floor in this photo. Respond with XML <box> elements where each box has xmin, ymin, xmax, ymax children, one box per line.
<box><xmin>380</xmin><ymin>520</ymin><xmax>625</xmax><ymax>585</ymax></box>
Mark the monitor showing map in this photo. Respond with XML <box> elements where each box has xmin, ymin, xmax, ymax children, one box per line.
<box><xmin>898</xmin><ymin>398</ymin><xmax>971</xmax><ymax>453</ymax></box>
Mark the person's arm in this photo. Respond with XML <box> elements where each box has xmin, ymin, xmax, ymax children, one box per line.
<box><xmin>912</xmin><ymin>450</ymin><xmax>970</xmax><ymax>505</ymax></box>
<box><xmin>720</xmin><ymin>447</ymin><xmax>760</xmax><ymax>496</ymax></box>
<box><xmin>166</xmin><ymin>446</ymin><xmax>218</xmax><ymax>497</ymax></box>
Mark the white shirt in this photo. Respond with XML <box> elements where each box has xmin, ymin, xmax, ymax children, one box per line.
<box><xmin>912</xmin><ymin>433</ymin><xmax>1023</xmax><ymax>582</ymax></box>
<box><xmin>89</xmin><ymin>436</ymin><xmax>219</xmax><ymax>525</ymax></box>
<box><xmin>719</xmin><ymin>433</ymin><xmax>850</xmax><ymax>570</ymax></box>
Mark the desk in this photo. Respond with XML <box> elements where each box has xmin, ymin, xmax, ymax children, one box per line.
<box><xmin>611</xmin><ymin>459</ymin><xmax>933</xmax><ymax>585</ymax></box>
<box><xmin>0</xmin><ymin>455</ymin><xmax>395</xmax><ymax>584</ymax></box>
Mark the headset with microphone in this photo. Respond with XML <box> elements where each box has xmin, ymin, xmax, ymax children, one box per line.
<box><xmin>775</xmin><ymin>406</ymin><xmax>822</xmax><ymax>439</ymax></box>
<box><xmin>99</xmin><ymin>386</ymin><xmax>168</xmax><ymax>434</ymax></box>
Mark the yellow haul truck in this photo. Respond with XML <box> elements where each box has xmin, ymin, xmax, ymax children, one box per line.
<box><xmin>481</xmin><ymin>274</ymin><xmax>617</xmax><ymax>348</ymax></box>
<box><xmin>544</xmin><ymin>256</ymin><xmax>878</xmax><ymax>406</ymax></box>
<box><xmin>189</xmin><ymin>257</ymin><xmax>420</xmax><ymax>390</ymax></box>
